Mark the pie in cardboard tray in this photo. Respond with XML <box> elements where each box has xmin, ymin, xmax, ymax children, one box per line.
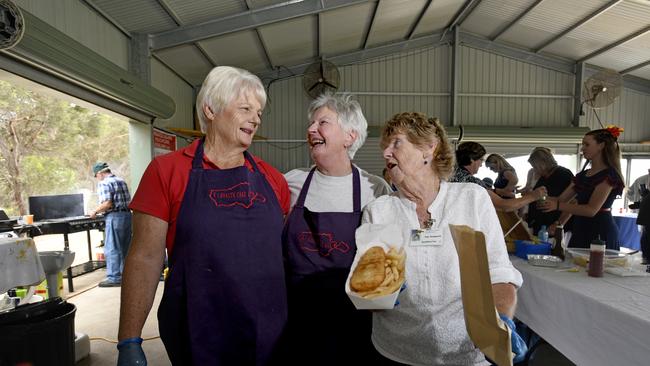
<box><xmin>346</xmin><ymin>223</ymin><xmax>406</xmax><ymax>309</ymax></box>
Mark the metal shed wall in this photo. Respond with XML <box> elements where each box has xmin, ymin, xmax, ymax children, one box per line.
<box><xmin>20</xmin><ymin>0</ymin><xmax>129</xmax><ymax>69</ymax></box>
<box><xmin>151</xmin><ymin>58</ymin><xmax>195</xmax><ymax>133</ymax></box>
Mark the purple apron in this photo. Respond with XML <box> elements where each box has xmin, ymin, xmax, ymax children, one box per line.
<box><xmin>282</xmin><ymin>166</ymin><xmax>373</xmax><ymax>364</ymax></box>
<box><xmin>158</xmin><ymin>139</ymin><xmax>287</xmax><ymax>365</ymax></box>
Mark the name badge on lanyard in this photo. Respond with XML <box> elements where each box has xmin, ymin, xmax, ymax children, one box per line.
<box><xmin>410</xmin><ymin>219</ymin><xmax>443</xmax><ymax>246</ymax></box>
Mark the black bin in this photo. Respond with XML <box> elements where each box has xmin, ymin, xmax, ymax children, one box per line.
<box><xmin>0</xmin><ymin>297</ymin><xmax>76</xmax><ymax>366</ymax></box>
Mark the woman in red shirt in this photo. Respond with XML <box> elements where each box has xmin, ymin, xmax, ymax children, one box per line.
<box><xmin>118</xmin><ymin>66</ymin><xmax>290</xmax><ymax>365</ymax></box>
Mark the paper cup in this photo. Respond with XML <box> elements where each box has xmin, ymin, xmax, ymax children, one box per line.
<box><xmin>24</xmin><ymin>214</ymin><xmax>34</xmax><ymax>224</ymax></box>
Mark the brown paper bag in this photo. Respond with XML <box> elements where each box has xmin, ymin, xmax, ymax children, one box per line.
<box><xmin>449</xmin><ymin>224</ymin><xmax>513</xmax><ymax>366</ymax></box>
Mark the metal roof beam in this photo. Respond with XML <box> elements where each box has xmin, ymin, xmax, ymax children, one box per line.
<box><xmin>151</xmin><ymin>0</ymin><xmax>371</xmax><ymax>51</ymax></box>
<box><xmin>491</xmin><ymin>0</ymin><xmax>545</xmax><ymax>41</ymax></box>
<box><xmin>620</xmin><ymin>60</ymin><xmax>650</xmax><ymax>75</ymax></box>
<box><xmin>535</xmin><ymin>0</ymin><xmax>622</xmax><ymax>53</ymax></box>
<box><xmin>406</xmin><ymin>0</ymin><xmax>433</xmax><ymax>40</ymax></box>
<box><xmin>259</xmin><ymin>32</ymin><xmax>451</xmax><ymax>81</ymax></box>
<box><xmin>461</xmin><ymin>32</ymin><xmax>574</xmax><ymax>74</ymax></box>
<box><xmin>244</xmin><ymin>0</ymin><xmax>275</xmax><ymax>71</ymax></box>
<box><xmin>578</xmin><ymin>25</ymin><xmax>650</xmax><ymax>63</ymax></box>
<box><xmin>440</xmin><ymin>0</ymin><xmax>482</xmax><ymax>41</ymax></box>
<box><xmin>156</xmin><ymin>0</ymin><xmax>216</xmax><ymax>67</ymax></box>
<box><xmin>362</xmin><ymin>0</ymin><xmax>380</xmax><ymax>49</ymax></box>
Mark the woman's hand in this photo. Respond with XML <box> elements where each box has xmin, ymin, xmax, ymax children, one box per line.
<box><xmin>538</xmin><ymin>196</ymin><xmax>558</xmax><ymax>212</ymax></box>
<box><xmin>532</xmin><ymin>186</ymin><xmax>547</xmax><ymax>200</ymax></box>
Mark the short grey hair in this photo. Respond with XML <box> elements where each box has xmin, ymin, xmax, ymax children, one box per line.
<box><xmin>195</xmin><ymin>66</ymin><xmax>267</xmax><ymax>133</ymax></box>
<box><xmin>307</xmin><ymin>93</ymin><xmax>368</xmax><ymax>159</ymax></box>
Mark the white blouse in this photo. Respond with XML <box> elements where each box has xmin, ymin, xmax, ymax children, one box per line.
<box><xmin>362</xmin><ymin>180</ymin><xmax>522</xmax><ymax>365</ymax></box>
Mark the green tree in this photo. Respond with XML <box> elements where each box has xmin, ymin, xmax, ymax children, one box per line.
<box><xmin>0</xmin><ymin>80</ymin><xmax>129</xmax><ymax>215</ymax></box>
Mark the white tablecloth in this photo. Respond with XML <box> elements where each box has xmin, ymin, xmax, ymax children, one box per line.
<box><xmin>0</xmin><ymin>237</ymin><xmax>45</xmax><ymax>293</ymax></box>
<box><xmin>512</xmin><ymin>257</ymin><xmax>650</xmax><ymax>366</ymax></box>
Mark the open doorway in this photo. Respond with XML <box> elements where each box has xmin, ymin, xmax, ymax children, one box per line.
<box><xmin>0</xmin><ymin>71</ymin><xmax>130</xmax><ymax>217</ymax></box>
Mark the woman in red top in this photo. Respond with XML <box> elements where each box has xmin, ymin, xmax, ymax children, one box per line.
<box><xmin>117</xmin><ymin>66</ymin><xmax>290</xmax><ymax>365</ymax></box>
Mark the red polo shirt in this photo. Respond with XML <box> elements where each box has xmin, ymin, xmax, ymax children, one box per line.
<box><xmin>129</xmin><ymin>139</ymin><xmax>290</xmax><ymax>252</ymax></box>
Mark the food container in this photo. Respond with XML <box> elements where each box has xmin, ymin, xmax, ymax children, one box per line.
<box><xmin>526</xmin><ymin>254</ymin><xmax>562</xmax><ymax>267</ymax></box>
<box><xmin>346</xmin><ymin>223</ymin><xmax>406</xmax><ymax>310</ymax></box>
<box><xmin>514</xmin><ymin>240</ymin><xmax>551</xmax><ymax>260</ymax></box>
<box><xmin>567</xmin><ymin>248</ymin><xmax>629</xmax><ymax>268</ymax></box>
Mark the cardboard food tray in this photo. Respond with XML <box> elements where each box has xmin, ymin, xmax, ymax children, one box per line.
<box><xmin>345</xmin><ymin>223</ymin><xmax>406</xmax><ymax>310</ymax></box>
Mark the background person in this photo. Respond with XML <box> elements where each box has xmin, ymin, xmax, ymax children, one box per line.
<box><xmin>539</xmin><ymin>126</ymin><xmax>625</xmax><ymax>250</ymax></box>
<box><xmin>485</xmin><ymin>153</ymin><xmax>518</xmax><ymax>198</ymax></box>
<box><xmin>282</xmin><ymin>94</ymin><xmax>391</xmax><ymax>364</ymax></box>
<box><xmin>90</xmin><ymin>162</ymin><xmax>131</xmax><ymax>288</ymax></box>
<box><xmin>628</xmin><ymin>168</ymin><xmax>650</xmax><ymax>210</ymax></box>
<box><xmin>117</xmin><ymin>66</ymin><xmax>291</xmax><ymax>365</ymax></box>
<box><xmin>364</xmin><ymin>112</ymin><xmax>525</xmax><ymax>365</ymax></box>
<box><xmin>636</xmin><ymin>186</ymin><xmax>650</xmax><ymax>264</ymax></box>
<box><xmin>450</xmin><ymin>141</ymin><xmax>546</xmax><ymax>212</ymax></box>
<box><xmin>525</xmin><ymin>147</ymin><xmax>574</xmax><ymax>236</ymax></box>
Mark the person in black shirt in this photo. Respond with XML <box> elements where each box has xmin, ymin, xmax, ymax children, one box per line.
<box><xmin>525</xmin><ymin>147</ymin><xmax>574</xmax><ymax>235</ymax></box>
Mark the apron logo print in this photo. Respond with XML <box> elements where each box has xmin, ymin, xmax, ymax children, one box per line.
<box><xmin>209</xmin><ymin>182</ymin><xmax>267</xmax><ymax>209</ymax></box>
<box><xmin>297</xmin><ymin>231</ymin><xmax>350</xmax><ymax>257</ymax></box>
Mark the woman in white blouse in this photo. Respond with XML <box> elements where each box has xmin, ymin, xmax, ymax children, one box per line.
<box><xmin>363</xmin><ymin>112</ymin><xmax>526</xmax><ymax>365</ymax></box>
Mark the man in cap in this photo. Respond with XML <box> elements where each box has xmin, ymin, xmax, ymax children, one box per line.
<box><xmin>90</xmin><ymin>162</ymin><xmax>132</xmax><ymax>287</ymax></box>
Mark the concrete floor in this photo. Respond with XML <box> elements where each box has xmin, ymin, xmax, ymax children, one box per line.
<box><xmin>63</xmin><ymin>268</ymin><xmax>170</xmax><ymax>366</ymax></box>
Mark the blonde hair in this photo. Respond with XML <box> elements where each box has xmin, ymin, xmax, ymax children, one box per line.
<box><xmin>380</xmin><ymin>112</ymin><xmax>455</xmax><ymax>179</ymax></box>
<box><xmin>485</xmin><ymin>153</ymin><xmax>514</xmax><ymax>172</ymax></box>
<box><xmin>528</xmin><ymin>147</ymin><xmax>557</xmax><ymax>174</ymax></box>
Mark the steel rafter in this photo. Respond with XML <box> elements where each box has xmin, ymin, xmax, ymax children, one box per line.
<box><xmin>150</xmin><ymin>0</ymin><xmax>371</xmax><ymax>51</ymax></box>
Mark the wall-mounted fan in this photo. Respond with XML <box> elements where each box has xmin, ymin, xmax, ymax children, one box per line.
<box><xmin>580</xmin><ymin>68</ymin><xmax>622</xmax><ymax>128</ymax></box>
<box><xmin>583</xmin><ymin>69</ymin><xmax>622</xmax><ymax>109</ymax></box>
<box><xmin>302</xmin><ymin>59</ymin><xmax>340</xmax><ymax>99</ymax></box>
<box><xmin>0</xmin><ymin>0</ymin><xmax>24</xmax><ymax>50</ymax></box>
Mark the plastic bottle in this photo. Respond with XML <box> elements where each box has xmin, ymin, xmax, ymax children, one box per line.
<box><xmin>588</xmin><ymin>236</ymin><xmax>606</xmax><ymax>277</ymax></box>
<box><xmin>552</xmin><ymin>224</ymin><xmax>565</xmax><ymax>260</ymax></box>
<box><xmin>538</xmin><ymin>225</ymin><xmax>549</xmax><ymax>243</ymax></box>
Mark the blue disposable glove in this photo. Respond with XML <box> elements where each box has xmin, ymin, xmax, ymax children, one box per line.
<box><xmin>117</xmin><ymin>337</ymin><xmax>147</xmax><ymax>366</ymax></box>
<box><xmin>499</xmin><ymin>314</ymin><xmax>527</xmax><ymax>363</ymax></box>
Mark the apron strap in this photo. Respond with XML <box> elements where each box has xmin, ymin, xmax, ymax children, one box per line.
<box><xmin>295</xmin><ymin>165</ymin><xmax>361</xmax><ymax>213</ymax></box>
<box><xmin>243</xmin><ymin>151</ymin><xmax>260</xmax><ymax>173</ymax></box>
<box><xmin>352</xmin><ymin>166</ymin><xmax>361</xmax><ymax>213</ymax></box>
<box><xmin>192</xmin><ymin>138</ymin><xmax>205</xmax><ymax>169</ymax></box>
<box><xmin>295</xmin><ymin>167</ymin><xmax>317</xmax><ymax>209</ymax></box>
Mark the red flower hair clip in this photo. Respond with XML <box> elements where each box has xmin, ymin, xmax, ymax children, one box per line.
<box><xmin>605</xmin><ymin>124</ymin><xmax>624</xmax><ymax>139</ymax></box>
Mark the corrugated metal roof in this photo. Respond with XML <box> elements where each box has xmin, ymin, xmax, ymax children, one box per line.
<box><xmin>320</xmin><ymin>2</ymin><xmax>374</xmax><ymax>55</ymax></box>
<box><xmin>365</xmin><ymin>0</ymin><xmax>428</xmax><ymax>47</ymax></box>
<box><xmin>92</xmin><ymin>0</ymin><xmax>175</xmax><ymax>33</ymax></box>
<box><xmin>167</xmin><ymin>0</ymin><xmax>245</xmax><ymax>25</ymax></box>
<box><xmin>83</xmin><ymin>0</ymin><xmax>650</xmax><ymax>87</ymax></box>
<box><xmin>463</xmin><ymin>0</ymin><xmax>535</xmax><ymax>39</ymax></box>
<box><xmin>155</xmin><ymin>44</ymin><xmax>214</xmax><ymax>85</ymax></box>
<box><xmin>258</xmin><ymin>15</ymin><xmax>317</xmax><ymax>66</ymax></box>
<box><xmin>199</xmin><ymin>30</ymin><xmax>270</xmax><ymax>73</ymax></box>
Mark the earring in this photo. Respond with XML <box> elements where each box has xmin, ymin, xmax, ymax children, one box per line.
<box><xmin>423</xmin><ymin>159</ymin><xmax>428</xmax><ymax>165</ymax></box>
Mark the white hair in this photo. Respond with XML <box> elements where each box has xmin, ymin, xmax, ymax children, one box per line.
<box><xmin>195</xmin><ymin>66</ymin><xmax>267</xmax><ymax>133</ymax></box>
<box><xmin>307</xmin><ymin>93</ymin><xmax>368</xmax><ymax>159</ymax></box>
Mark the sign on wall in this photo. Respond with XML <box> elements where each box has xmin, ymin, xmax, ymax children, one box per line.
<box><xmin>153</xmin><ymin>128</ymin><xmax>176</xmax><ymax>157</ymax></box>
